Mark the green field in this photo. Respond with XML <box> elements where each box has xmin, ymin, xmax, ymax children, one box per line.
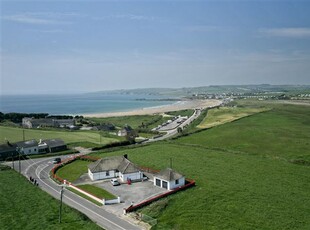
<box><xmin>88</xmin><ymin>114</ymin><xmax>170</xmax><ymax>130</ymax></box>
<box><xmin>0</xmin><ymin>126</ymin><xmax>118</xmax><ymax>145</ymax></box>
<box><xmin>56</xmin><ymin>160</ymin><xmax>90</xmax><ymax>182</ymax></box>
<box><xmin>89</xmin><ymin>103</ymin><xmax>310</xmax><ymax>229</ymax></box>
<box><xmin>0</xmin><ymin>167</ymin><xmax>101</xmax><ymax>230</ymax></box>
<box><xmin>77</xmin><ymin>184</ymin><xmax>116</xmax><ymax>200</ymax></box>
<box><xmin>197</xmin><ymin>107</ymin><xmax>269</xmax><ymax>129</ymax></box>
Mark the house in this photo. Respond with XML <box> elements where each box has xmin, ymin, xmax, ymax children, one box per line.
<box><xmin>42</xmin><ymin>139</ymin><xmax>67</xmax><ymax>153</ymax></box>
<box><xmin>0</xmin><ymin>142</ymin><xmax>17</xmax><ymax>160</ymax></box>
<box><xmin>153</xmin><ymin>168</ymin><xmax>185</xmax><ymax>190</ymax></box>
<box><xmin>117</xmin><ymin>125</ymin><xmax>136</xmax><ymax>137</ymax></box>
<box><xmin>16</xmin><ymin>139</ymin><xmax>39</xmax><ymax>155</ymax></box>
<box><xmin>88</xmin><ymin>155</ymin><xmax>143</xmax><ymax>182</ymax></box>
<box><xmin>22</xmin><ymin>117</ymin><xmax>74</xmax><ymax>129</ymax></box>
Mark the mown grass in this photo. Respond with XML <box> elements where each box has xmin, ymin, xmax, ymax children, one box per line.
<box><xmin>77</xmin><ymin>184</ymin><xmax>116</xmax><ymax>200</ymax></box>
<box><xmin>89</xmin><ymin>103</ymin><xmax>310</xmax><ymax>229</ymax></box>
<box><xmin>0</xmin><ymin>168</ymin><xmax>101</xmax><ymax>230</ymax></box>
<box><xmin>67</xmin><ymin>188</ymin><xmax>103</xmax><ymax>206</ymax></box>
<box><xmin>197</xmin><ymin>107</ymin><xmax>269</xmax><ymax>129</ymax></box>
<box><xmin>0</xmin><ymin>125</ymin><xmax>118</xmax><ymax>145</ymax></box>
<box><xmin>56</xmin><ymin>160</ymin><xmax>90</xmax><ymax>182</ymax></box>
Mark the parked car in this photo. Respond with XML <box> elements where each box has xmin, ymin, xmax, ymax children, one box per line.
<box><xmin>110</xmin><ymin>178</ymin><xmax>120</xmax><ymax>186</ymax></box>
<box><xmin>52</xmin><ymin>158</ymin><xmax>61</xmax><ymax>164</ymax></box>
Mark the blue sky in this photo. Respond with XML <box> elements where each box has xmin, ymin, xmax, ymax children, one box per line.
<box><xmin>1</xmin><ymin>0</ymin><xmax>310</xmax><ymax>94</ymax></box>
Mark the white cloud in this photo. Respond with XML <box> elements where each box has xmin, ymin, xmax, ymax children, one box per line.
<box><xmin>259</xmin><ymin>27</ymin><xmax>310</xmax><ymax>38</ymax></box>
<box><xmin>93</xmin><ymin>14</ymin><xmax>156</xmax><ymax>21</ymax></box>
<box><xmin>2</xmin><ymin>12</ymin><xmax>77</xmax><ymax>25</ymax></box>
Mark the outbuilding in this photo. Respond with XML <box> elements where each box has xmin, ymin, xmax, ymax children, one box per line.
<box><xmin>153</xmin><ymin>168</ymin><xmax>185</xmax><ymax>190</ymax></box>
<box><xmin>16</xmin><ymin>140</ymin><xmax>39</xmax><ymax>155</ymax></box>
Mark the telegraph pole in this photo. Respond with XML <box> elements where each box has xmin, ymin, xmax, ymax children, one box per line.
<box><xmin>23</xmin><ymin>129</ymin><xmax>25</xmax><ymax>141</ymax></box>
<box><xmin>170</xmin><ymin>158</ymin><xmax>173</xmax><ymax>168</ymax></box>
<box><xmin>12</xmin><ymin>153</ymin><xmax>14</xmax><ymax>170</ymax></box>
<box><xmin>16</xmin><ymin>147</ymin><xmax>21</xmax><ymax>174</ymax></box>
<box><xmin>59</xmin><ymin>186</ymin><xmax>64</xmax><ymax>223</ymax></box>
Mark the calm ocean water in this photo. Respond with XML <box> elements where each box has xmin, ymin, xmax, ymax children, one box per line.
<box><xmin>0</xmin><ymin>94</ymin><xmax>175</xmax><ymax>115</ymax></box>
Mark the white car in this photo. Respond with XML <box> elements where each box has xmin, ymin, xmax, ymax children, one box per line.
<box><xmin>110</xmin><ymin>178</ymin><xmax>120</xmax><ymax>186</ymax></box>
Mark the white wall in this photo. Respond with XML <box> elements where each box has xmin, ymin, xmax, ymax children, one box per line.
<box><xmin>168</xmin><ymin>177</ymin><xmax>185</xmax><ymax>190</ymax></box>
<box><xmin>153</xmin><ymin>176</ymin><xmax>185</xmax><ymax>190</ymax></box>
<box><xmin>89</xmin><ymin>169</ymin><xmax>117</xmax><ymax>181</ymax></box>
<box><xmin>119</xmin><ymin>171</ymin><xmax>143</xmax><ymax>182</ymax></box>
<box><xmin>22</xmin><ymin>146</ymin><xmax>38</xmax><ymax>155</ymax></box>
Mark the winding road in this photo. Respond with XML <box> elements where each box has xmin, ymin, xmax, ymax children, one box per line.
<box><xmin>8</xmin><ymin>153</ymin><xmax>141</xmax><ymax>230</ymax></box>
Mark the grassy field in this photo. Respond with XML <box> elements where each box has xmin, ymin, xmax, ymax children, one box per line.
<box><xmin>56</xmin><ymin>160</ymin><xmax>91</xmax><ymax>182</ymax></box>
<box><xmin>77</xmin><ymin>184</ymin><xmax>116</xmax><ymax>200</ymax></box>
<box><xmin>0</xmin><ymin>125</ymin><xmax>118</xmax><ymax>145</ymax></box>
<box><xmin>165</xmin><ymin>109</ymin><xmax>194</xmax><ymax>117</ymax></box>
<box><xmin>0</xmin><ymin>167</ymin><xmax>101</xmax><ymax>230</ymax></box>
<box><xmin>197</xmin><ymin>107</ymin><xmax>269</xmax><ymax>129</ymax></box>
<box><xmin>88</xmin><ymin>103</ymin><xmax>310</xmax><ymax>229</ymax></box>
<box><xmin>88</xmin><ymin>115</ymin><xmax>170</xmax><ymax>129</ymax></box>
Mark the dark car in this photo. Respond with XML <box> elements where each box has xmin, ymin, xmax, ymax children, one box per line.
<box><xmin>52</xmin><ymin>158</ymin><xmax>61</xmax><ymax>164</ymax></box>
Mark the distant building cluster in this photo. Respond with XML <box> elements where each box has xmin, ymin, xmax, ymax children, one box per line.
<box><xmin>22</xmin><ymin>117</ymin><xmax>75</xmax><ymax>129</ymax></box>
<box><xmin>0</xmin><ymin>138</ymin><xmax>67</xmax><ymax>160</ymax></box>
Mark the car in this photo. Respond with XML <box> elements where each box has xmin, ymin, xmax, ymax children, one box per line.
<box><xmin>52</xmin><ymin>158</ymin><xmax>61</xmax><ymax>164</ymax></box>
<box><xmin>110</xmin><ymin>178</ymin><xmax>120</xmax><ymax>186</ymax></box>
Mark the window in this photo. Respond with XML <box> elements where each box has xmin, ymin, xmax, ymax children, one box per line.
<box><xmin>28</xmin><ymin>150</ymin><xmax>31</xmax><ymax>153</ymax></box>
<box><xmin>175</xmin><ymin>179</ymin><xmax>179</xmax><ymax>184</ymax></box>
<box><xmin>34</xmin><ymin>148</ymin><xmax>37</xmax><ymax>152</ymax></box>
<box><xmin>106</xmin><ymin>171</ymin><xmax>110</xmax><ymax>176</ymax></box>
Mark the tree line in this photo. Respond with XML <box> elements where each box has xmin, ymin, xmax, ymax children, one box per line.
<box><xmin>0</xmin><ymin>112</ymin><xmax>83</xmax><ymax>123</ymax></box>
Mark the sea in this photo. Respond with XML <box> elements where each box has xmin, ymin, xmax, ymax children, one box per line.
<box><xmin>0</xmin><ymin>93</ymin><xmax>176</xmax><ymax>115</ymax></box>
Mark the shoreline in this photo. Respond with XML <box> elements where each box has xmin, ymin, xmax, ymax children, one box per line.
<box><xmin>83</xmin><ymin>99</ymin><xmax>222</xmax><ymax>118</ymax></box>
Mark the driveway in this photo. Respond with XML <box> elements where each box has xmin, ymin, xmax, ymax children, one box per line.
<box><xmin>95</xmin><ymin>180</ymin><xmax>167</xmax><ymax>215</ymax></box>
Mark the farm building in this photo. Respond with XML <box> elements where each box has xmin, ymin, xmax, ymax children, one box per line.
<box><xmin>88</xmin><ymin>155</ymin><xmax>143</xmax><ymax>182</ymax></box>
<box><xmin>153</xmin><ymin>168</ymin><xmax>185</xmax><ymax>190</ymax></box>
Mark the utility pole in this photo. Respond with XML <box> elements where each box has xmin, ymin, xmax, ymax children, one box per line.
<box><xmin>16</xmin><ymin>147</ymin><xmax>21</xmax><ymax>174</ymax></box>
<box><xmin>170</xmin><ymin>158</ymin><xmax>172</xmax><ymax>168</ymax></box>
<box><xmin>23</xmin><ymin>129</ymin><xmax>25</xmax><ymax>141</ymax></box>
<box><xmin>100</xmin><ymin>133</ymin><xmax>102</xmax><ymax>145</ymax></box>
<box><xmin>12</xmin><ymin>153</ymin><xmax>14</xmax><ymax>170</ymax></box>
<box><xmin>59</xmin><ymin>186</ymin><xmax>64</xmax><ymax>223</ymax></box>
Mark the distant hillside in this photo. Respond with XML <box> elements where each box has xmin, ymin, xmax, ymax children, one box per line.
<box><xmin>88</xmin><ymin>85</ymin><xmax>310</xmax><ymax>97</ymax></box>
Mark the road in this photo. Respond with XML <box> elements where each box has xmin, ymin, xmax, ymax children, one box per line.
<box><xmin>7</xmin><ymin>154</ymin><xmax>141</xmax><ymax>230</ymax></box>
<box><xmin>146</xmin><ymin>109</ymin><xmax>202</xmax><ymax>142</ymax></box>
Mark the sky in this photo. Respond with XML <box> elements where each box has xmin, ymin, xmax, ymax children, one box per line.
<box><xmin>1</xmin><ymin>0</ymin><xmax>310</xmax><ymax>94</ymax></box>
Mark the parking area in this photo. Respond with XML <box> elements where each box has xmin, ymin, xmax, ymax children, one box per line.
<box><xmin>95</xmin><ymin>180</ymin><xmax>167</xmax><ymax>214</ymax></box>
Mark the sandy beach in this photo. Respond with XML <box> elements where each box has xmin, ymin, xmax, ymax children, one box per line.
<box><xmin>83</xmin><ymin>99</ymin><xmax>222</xmax><ymax>118</ymax></box>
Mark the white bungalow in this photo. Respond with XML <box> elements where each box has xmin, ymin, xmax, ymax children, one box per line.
<box><xmin>153</xmin><ymin>168</ymin><xmax>185</xmax><ymax>190</ymax></box>
<box><xmin>15</xmin><ymin>139</ymin><xmax>39</xmax><ymax>155</ymax></box>
<box><xmin>88</xmin><ymin>156</ymin><xmax>143</xmax><ymax>182</ymax></box>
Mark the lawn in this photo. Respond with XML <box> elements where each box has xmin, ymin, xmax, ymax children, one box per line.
<box><xmin>77</xmin><ymin>184</ymin><xmax>116</xmax><ymax>200</ymax></box>
<box><xmin>0</xmin><ymin>167</ymin><xmax>101</xmax><ymax>230</ymax></box>
<box><xmin>89</xmin><ymin>103</ymin><xmax>310</xmax><ymax>229</ymax></box>
<box><xmin>56</xmin><ymin>160</ymin><xmax>91</xmax><ymax>182</ymax></box>
<box><xmin>0</xmin><ymin>125</ymin><xmax>118</xmax><ymax>145</ymax></box>
<box><xmin>165</xmin><ymin>109</ymin><xmax>194</xmax><ymax>117</ymax></box>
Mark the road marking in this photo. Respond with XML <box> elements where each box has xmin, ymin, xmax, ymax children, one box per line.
<box><xmin>35</xmin><ymin>163</ymin><xmax>129</xmax><ymax>230</ymax></box>
<box><xmin>25</xmin><ymin>158</ymin><xmax>49</xmax><ymax>175</ymax></box>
